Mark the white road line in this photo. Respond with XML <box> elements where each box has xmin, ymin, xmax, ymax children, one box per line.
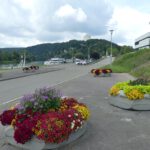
<box><xmin>51</xmin><ymin>72</ymin><xmax>88</xmax><ymax>87</ymax></box>
<box><xmin>1</xmin><ymin>96</ymin><xmax>23</xmax><ymax>106</ymax></box>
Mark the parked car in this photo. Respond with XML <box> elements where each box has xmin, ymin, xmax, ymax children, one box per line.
<box><xmin>81</xmin><ymin>60</ymin><xmax>88</xmax><ymax>65</ymax></box>
<box><xmin>75</xmin><ymin>59</ymin><xmax>89</xmax><ymax>65</ymax></box>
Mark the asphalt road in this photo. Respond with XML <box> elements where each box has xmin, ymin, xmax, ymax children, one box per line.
<box><xmin>1</xmin><ymin>58</ymin><xmax>150</xmax><ymax>150</ymax></box>
<box><xmin>0</xmin><ymin>58</ymin><xmax>110</xmax><ymax>104</ymax></box>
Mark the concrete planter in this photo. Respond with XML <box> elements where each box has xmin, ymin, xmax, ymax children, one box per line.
<box><xmin>109</xmin><ymin>95</ymin><xmax>150</xmax><ymax>110</ymax></box>
<box><xmin>94</xmin><ymin>73</ymin><xmax>111</xmax><ymax>77</ymax></box>
<box><xmin>4</xmin><ymin>122</ymin><xmax>87</xmax><ymax>150</ymax></box>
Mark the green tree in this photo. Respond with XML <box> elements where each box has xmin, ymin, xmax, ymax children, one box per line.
<box><xmin>75</xmin><ymin>52</ymin><xmax>85</xmax><ymax>59</ymax></box>
<box><xmin>12</xmin><ymin>51</ymin><xmax>20</xmax><ymax>64</ymax></box>
<box><xmin>90</xmin><ymin>51</ymin><xmax>100</xmax><ymax>59</ymax></box>
<box><xmin>120</xmin><ymin>46</ymin><xmax>134</xmax><ymax>54</ymax></box>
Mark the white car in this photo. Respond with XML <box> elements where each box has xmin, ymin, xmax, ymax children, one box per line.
<box><xmin>81</xmin><ymin>60</ymin><xmax>88</xmax><ymax>65</ymax></box>
<box><xmin>75</xmin><ymin>60</ymin><xmax>82</xmax><ymax>65</ymax></box>
<box><xmin>75</xmin><ymin>60</ymin><xmax>88</xmax><ymax>65</ymax></box>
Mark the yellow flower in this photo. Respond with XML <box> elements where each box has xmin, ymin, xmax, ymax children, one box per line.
<box><xmin>73</xmin><ymin>104</ymin><xmax>90</xmax><ymax>120</ymax></box>
<box><xmin>106</xmin><ymin>69</ymin><xmax>110</xmax><ymax>73</ymax></box>
<box><xmin>11</xmin><ymin>119</ymin><xmax>16</xmax><ymax>127</ymax></box>
<box><xmin>126</xmin><ymin>89</ymin><xmax>144</xmax><ymax>100</ymax></box>
<box><xmin>55</xmin><ymin>120</ymin><xmax>64</xmax><ymax>128</ymax></box>
<box><xmin>11</xmin><ymin>114</ymin><xmax>17</xmax><ymax>127</ymax></box>
<box><xmin>59</xmin><ymin>104</ymin><xmax>68</xmax><ymax>112</ymax></box>
<box><xmin>33</xmin><ymin>120</ymin><xmax>42</xmax><ymax>136</ymax></box>
<box><xmin>33</xmin><ymin>128</ymin><xmax>42</xmax><ymax>136</ymax></box>
<box><xmin>109</xmin><ymin>86</ymin><xmax>120</xmax><ymax>96</ymax></box>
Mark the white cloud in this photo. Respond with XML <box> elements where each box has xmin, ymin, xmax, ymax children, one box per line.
<box><xmin>0</xmin><ymin>0</ymin><xmax>150</xmax><ymax>48</ymax></box>
<box><xmin>55</xmin><ymin>4</ymin><xmax>87</xmax><ymax>22</ymax></box>
<box><xmin>109</xmin><ymin>6</ymin><xmax>150</xmax><ymax>46</ymax></box>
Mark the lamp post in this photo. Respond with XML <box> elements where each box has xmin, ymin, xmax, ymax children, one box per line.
<box><xmin>83</xmin><ymin>34</ymin><xmax>91</xmax><ymax>61</ymax></box>
<box><xmin>109</xmin><ymin>29</ymin><xmax>114</xmax><ymax>64</ymax></box>
<box><xmin>70</xmin><ymin>47</ymin><xmax>75</xmax><ymax>63</ymax></box>
<box><xmin>23</xmin><ymin>51</ymin><xmax>26</xmax><ymax>67</ymax></box>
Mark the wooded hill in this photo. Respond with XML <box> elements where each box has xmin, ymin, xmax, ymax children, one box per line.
<box><xmin>0</xmin><ymin>39</ymin><xmax>134</xmax><ymax>63</ymax></box>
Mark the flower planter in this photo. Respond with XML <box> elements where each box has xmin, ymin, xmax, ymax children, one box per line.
<box><xmin>94</xmin><ymin>73</ymin><xmax>111</xmax><ymax>77</ymax></box>
<box><xmin>109</xmin><ymin>79</ymin><xmax>150</xmax><ymax>110</ymax></box>
<box><xmin>109</xmin><ymin>95</ymin><xmax>150</xmax><ymax>110</ymax></box>
<box><xmin>0</xmin><ymin>87</ymin><xmax>90</xmax><ymax>149</ymax></box>
<box><xmin>91</xmin><ymin>68</ymin><xmax>112</xmax><ymax>77</ymax></box>
<box><xmin>4</xmin><ymin>122</ymin><xmax>87</xmax><ymax>150</ymax></box>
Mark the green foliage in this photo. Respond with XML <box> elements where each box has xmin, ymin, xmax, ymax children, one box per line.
<box><xmin>130</xmin><ymin>63</ymin><xmax>150</xmax><ymax>79</ymax></box>
<box><xmin>120</xmin><ymin>46</ymin><xmax>134</xmax><ymax>55</ymax></box>
<box><xmin>110</xmin><ymin>81</ymin><xmax>150</xmax><ymax>99</ymax></box>
<box><xmin>104</xmin><ymin>64</ymin><xmax>129</xmax><ymax>72</ymax></box>
<box><xmin>129</xmin><ymin>78</ymin><xmax>150</xmax><ymax>86</ymax></box>
<box><xmin>75</xmin><ymin>52</ymin><xmax>85</xmax><ymax>59</ymax></box>
<box><xmin>105</xmin><ymin>49</ymin><xmax>150</xmax><ymax>78</ymax></box>
<box><xmin>90</xmin><ymin>51</ymin><xmax>100</xmax><ymax>59</ymax></box>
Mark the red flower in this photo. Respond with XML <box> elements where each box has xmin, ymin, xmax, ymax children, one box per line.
<box><xmin>0</xmin><ymin>95</ymin><xmax>89</xmax><ymax>144</ymax></box>
<box><xmin>62</xmin><ymin>97</ymin><xmax>78</xmax><ymax>108</ymax></box>
<box><xmin>94</xmin><ymin>69</ymin><xmax>100</xmax><ymax>75</ymax></box>
<box><xmin>102</xmin><ymin>69</ymin><xmax>107</xmax><ymax>74</ymax></box>
<box><xmin>14</xmin><ymin>124</ymin><xmax>33</xmax><ymax>144</ymax></box>
<box><xmin>14</xmin><ymin>113</ymin><xmax>41</xmax><ymax>144</ymax></box>
<box><xmin>0</xmin><ymin>109</ymin><xmax>17</xmax><ymax>125</ymax></box>
<box><xmin>35</xmin><ymin>108</ymin><xmax>83</xmax><ymax>143</ymax></box>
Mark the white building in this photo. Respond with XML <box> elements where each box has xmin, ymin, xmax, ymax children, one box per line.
<box><xmin>135</xmin><ymin>32</ymin><xmax>150</xmax><ymax>49</ymax></box>
<box><xmin>44</xmin><ymin>58</ymin><xmax>65</xmax><ymax>65</ymax></box>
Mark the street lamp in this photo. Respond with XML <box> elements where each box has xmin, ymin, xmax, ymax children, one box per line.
<box><xmin>109</xmin><ymin>29</ymin><xmax>114</xmax><ymax>64</ymax></box>
<box><xmin>83</xmin><ymin>34</ymin><xmax>91</xmax><ymax>61</ymax></box>
<box><xmin>70</xmin><ymin>47</ymin><xmax>75</xmax><ymax>63</ymax></box>
<box><xmin>23</xmin><ymin>51</ymin><xmax>26</xmax><ymax>67</ymax></box>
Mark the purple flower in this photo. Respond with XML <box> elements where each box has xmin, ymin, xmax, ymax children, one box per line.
<box><xmin>42</xmin><ymin>96</ymin><xmax>49</xmax><ymax>100</ymax></box>
<box><xmin>20</xmin><ymin>94</ymin><xmax>34</xmax><ymax>104</ymax></box>
<box><xmin>15</xmin><ymin>104</ymin><xmax>24</xmax><ymax>111</ymax></box>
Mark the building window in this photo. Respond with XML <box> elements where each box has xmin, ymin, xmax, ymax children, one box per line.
<box><xmin>135</xmin><ymin>41</ymin><xmax>139</xmax><ymax>45</ymax></box>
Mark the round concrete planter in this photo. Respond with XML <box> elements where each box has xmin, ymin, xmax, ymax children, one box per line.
<box><xmin>109</xmin><ymin>95</ymin><xmax>150</xmax><ymax>110</ymax></box>
<box><xmin>94</xmin><ymin>73</ymin><xmax>111</xmax><ymax>77</ymax></box>
<box><xmin>4</xmin><ymin>122</ymin><xmax>87</xmax><ymax>150</ymax></box>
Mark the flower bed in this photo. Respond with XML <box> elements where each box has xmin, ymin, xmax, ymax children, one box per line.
<box><xmin>109</xmin><ymin>78</ymin><xmax>150</xmax><ymax>110</ymax></box>
<box><xmin>91</xmin><ymin>68</ymin><xmax>112</xmax><ymax>77</ymax></box>
<box><xmin>0</xmin><ymin>87</ymin><xmax>90</xmax><ymax>149</ymax></box>
<box><xmin>23</xmin><ymin>65</ymin><xmax>39</xmax><ymax>73</ymax></box>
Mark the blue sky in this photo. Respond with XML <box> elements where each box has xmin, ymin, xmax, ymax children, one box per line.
<box><xmin>0</xmin><ymin>0</ymin><xmax>149</xmax><ymax>48</ymax></box>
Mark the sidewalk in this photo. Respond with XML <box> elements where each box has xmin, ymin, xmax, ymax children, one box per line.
<box><xmin>1</xmin><ymin>68</ymin><xmax>149</xmax><ymax>150</ymax></box>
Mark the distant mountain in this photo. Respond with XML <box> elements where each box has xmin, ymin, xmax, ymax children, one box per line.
<box><xmin>0</xmin><ymin>39</ymin><xmax>134</xmax><ymax>61</ymax></box>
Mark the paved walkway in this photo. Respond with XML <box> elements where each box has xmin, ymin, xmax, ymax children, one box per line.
<box><xmin>2</xmin><ymin>67</ymin><xmax>150</xmax><ymax>150</ymax></box>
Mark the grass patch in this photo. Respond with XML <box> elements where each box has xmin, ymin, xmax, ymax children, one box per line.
<box><xmin>103</xmin><ymin>48</ymin><xmax>150</xmax><ymax>78</ymax></box>
<box><xmin>104</xmin><ymin>64</ymin><xmax>130</xmax><ymax>73</ymax></box>
<box><xmin>130</xmin><ymin>62</ymin><xmax>150</xmax><ymax>79</ymax></box>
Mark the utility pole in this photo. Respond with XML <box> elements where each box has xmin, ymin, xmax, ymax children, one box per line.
<box><xmin>70</xmin><ymin>47</ymin><xmax>75</xmax><ymax>63</ymax></box>
<box><xmin>83</xmin><ymin>34</ymin><xmax>91</xmax><ymax>61</ymax></box>
<box><xmin>23</xmin><ymin>51</ymin><xmax>26</xmax><ymax>67</ymax></box>
<box><xmin>109</xmin><ymin>29</ymin><xmax>114</xmax><ymax>64</ymax></box>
